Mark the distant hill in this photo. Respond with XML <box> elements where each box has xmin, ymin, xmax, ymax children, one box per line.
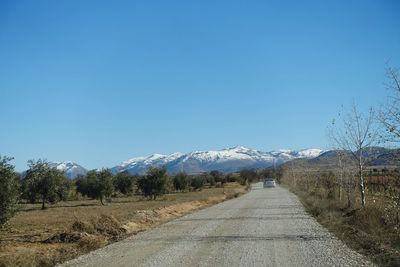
<box><xmin>281</xmin><ymin>147</ymin><xmax>400</xmax><ymax>169</ymax></box>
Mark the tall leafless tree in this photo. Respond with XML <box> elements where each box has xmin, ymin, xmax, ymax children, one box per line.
<box><xmin>330</xmin><ymin>102</ymin><xmax>378</xmax><ymax>207</ymax></box>
<box><xmin>379</xmin><ymin>66</ymin><xmax>400</xmax><ymax>144</ymax></box>
<box><xmin>336</xmin><ymin>150</ymin><xmax>345</xmax><ymax>201</ymax></box>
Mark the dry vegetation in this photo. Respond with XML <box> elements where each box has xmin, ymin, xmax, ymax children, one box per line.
<box><xmin>0</xmin><ymin>183</ymin><xmax>246</xmax><ymax>267</ymax></box>
<box><xmin>280</xmin><ymin>167</ymin><xmax>400</xmax><ymax>267</ymax></box>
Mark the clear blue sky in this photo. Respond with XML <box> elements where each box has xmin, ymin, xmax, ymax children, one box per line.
<box><xmin>1</xmin><ymin>0</ymin><xmax>399</xmax><ymax>171</ymax></box>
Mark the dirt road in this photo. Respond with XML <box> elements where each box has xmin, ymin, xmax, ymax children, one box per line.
<box><xmin>61</xmin><ymin>183</ymin><xmax>372</xmax><ymax>267</ymax></box>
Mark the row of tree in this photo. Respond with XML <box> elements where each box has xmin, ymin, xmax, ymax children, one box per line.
<box><xmin>1</xmin><ymin>158</ymin><xmax>73</xmax><ymax>225</ymax></box>
<box><xmin>0</xmin><ymin>157</ymin><xmax>260</xmax><ymax>227</ymax></box>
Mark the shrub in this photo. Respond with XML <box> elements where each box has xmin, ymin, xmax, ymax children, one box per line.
<box><xmin>226</xmin><ymin>174</ymin><xmax>237</xmax><ymax>183</ymax></box>
<box><xmin>113</xmin><ymin>172</ymin><xmax>135</xmax><ymax>195</ymax></box>
<box><xmin>76</xmin><ymin>169</ymin><xmax>114</xmax><ymax>205</ymax></box>
<box><xmin>191</xmin><ymin>176</ymin><xmax>205</xmax><ymax>191</ymax></box>
<box><xmin>78</xmin><ymin>235</ymin><xmax>107</xmax><ymax>252</ymax></box>
<box><xmin>239</xmin><ymin>169</ymin><xmax>258</xmax><ymax>185</ymax></box>
<box><xmin>0</xmin><ymin>156</ymin><xmax>19</xmax><ymax>227</ymax></box>
<box><xmin>206</xmin><ymin>175</ymin><xmax>216</xmax><ymax>187</ymax></box>
<box><xmin>210</xmin><ymin>170</ymin><xmax>227</xmax><ymax>187</ymax></box>
<box><xmin>173</xmin><ymin>172</ymin><xmax>189</xmax><ymax>192</ymax></box>
<box><xmin>137</xmin><ymin>166</ymin><xmax>168</xmax><ymax>199</ymax></box>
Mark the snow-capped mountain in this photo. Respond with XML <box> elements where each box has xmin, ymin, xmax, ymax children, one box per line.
<box><xmin>111</xmin><ymin>153</ymin><xmax>184</xmax><ymax>175</ymax></box>
<box><xmin>112</xmin><ymin>146</ymin><xmax>323</xmax><ymax>175</ymax></box>
<box><xmin>48</xmin><ymin>161</ymin><xmax>88</xmax><ymax>179</ymax></box>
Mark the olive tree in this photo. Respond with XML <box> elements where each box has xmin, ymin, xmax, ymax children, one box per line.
<box><xmin>23</xmin><ymin>159</ymin><xmax>70</xmax><ymax>209</ymax></box>
<box><xmin>190</xmin><ymin>176</ymin><xmax>205</xmax><ymax>191</ymax></box>
<box><xmin>173</xmin><ymin>172</ymin><xmax>189</xmax><ymax>192</ymax></box>
<box><xmin>210</xmin><ymin>170</ymin><xmax>226</xmax><ymax>187</ymax></box>
<box><xmin>137</xmin><ymin>166</ymin><xmax>168</xmax><ymax>199</ymax></box>
<box><xmin>0</xmin><ymin>156</ymin><xmax>20</xmax><ymax>227</ymax></box>
<box><xmin>113</xmin><ymin>171</ymin><xmax>135</xmax><ymax>195</ymax></box>
<box><xmin>76</xmin><ymin>169</ymin><xmax>114</xmax><ymax>205</ymax></box>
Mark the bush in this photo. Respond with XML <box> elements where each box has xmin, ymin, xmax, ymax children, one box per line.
<box><xmin>137</xmin><ymin>167</ymin><xmax>168</xmax><ymax>199</ymax></box>
<box><xmin>191</xmin><ymin>176</ymin><xmax>205</xmax><ymax>191</ymax></box>
<box><xmin>239</xmin><ymin>169</ymin><xmax>258</xmax><ymax>185</ymax></box>
<box><xmin>210</xmin><ymin>170</ymin><xmax>227</xmax><ymax>187</ymax></box>
<box><xmin>78</xmin><ymin>235</ymin><xmax>107</xmax><ymax>252</ymax></box>
<box><xmin>226</xmin><ymin>174</ymin><xmax>237</xmax><ymax>183</ymax></box>
<box><xmin>206</xmin><ymin>175</ymin><xmax>216</xmax><ymax>187</ymax></box>
<box><xmin>76</xmin><ymin>169</ymin><xmax>114</xmax><ymax>205</ymax></box>
<box><xmin>0</xmin><ymin>156</ymin><xmax>19</xmax><ymax>227</ymax></box>
<box><xmin>173</xmin><ymin>172</ymin><xmax>189</xmax><ymax>192</ymax></box>
<box><xmin>113</xmin><ymin>172</ymin><xmax>135</xmax><ymax>195</ymax></box>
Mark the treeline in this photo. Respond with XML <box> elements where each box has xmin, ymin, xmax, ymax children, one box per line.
<box><xmin>0</xmin><ymin>157</ymin><xmax>261</xmax><ymax>227</ymax></box>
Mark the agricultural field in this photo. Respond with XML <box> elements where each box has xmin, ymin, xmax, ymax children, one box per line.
<box><xmin>0</xmin><ymin>183</ymin><xmax>246</xmax><ymax>267</ymax></box>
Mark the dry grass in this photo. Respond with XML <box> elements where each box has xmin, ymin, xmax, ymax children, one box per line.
<box><xmin>0</xmin><ymin>183</ymin><xmax>246</xmax><ymax>267</ymax></box>
<box><xmin>291</xmin><ymin>188</ymin><xmax>400</xmax><ymax>267</ymax></box>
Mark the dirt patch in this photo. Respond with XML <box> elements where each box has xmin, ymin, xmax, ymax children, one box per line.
<box><xmin>44</xmin><ymin>232</ymin><xmax>88</xmax><ymax>244</ymax></box>
<box><xmin>119</xmin><ymin>194</ymin><xmax>231</xmax><ymax>234</ymax></box>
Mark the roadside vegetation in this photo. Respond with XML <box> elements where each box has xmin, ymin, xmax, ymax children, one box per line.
<box><xmin>278</xmin><ymin>66</ymin><xmax>400</xmax><ymax>267</ymax></box>
<box><xmin>278</xmin><ymin>165</ymin><xmax>400</xmax><ymax>266</ymax></box>
<box><xmin>0</xmin><ymin>157</ymin><xmax>19</xmax><ymax>227</ymax></box>
<box><xmin>0</xmin><ymin>160</ymin><xmax>251</xmax><ymax>267</ymax></box>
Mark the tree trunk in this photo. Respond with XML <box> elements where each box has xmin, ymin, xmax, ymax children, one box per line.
<box><xmin>346</xmin><ymin>178</ymin><xmax>354</xmax><ymax>209</ymax></box>
<box><xmin>41</xmin><ymin>198</ymin><xmax>46</xmax><ymax>210</ymax></box>
<box><xmin>359</xmin><ymin>161</ymin><xmax>366</xmax><ymax>207</ymax></box>
<box><xmin>339</xmin><ymin>157</ymin><xmax>343</xmax><ymax>201</ymax></box>
<box><xmin>347</xmin><ymin>196</ymin><xmax>351</xmax><ymax>209</ymax></box>
<box><xmin>100</xmin><ymin>196</ymin><xmax>105</xmax><ymax>205</ymax></box>
<box><xmin>339</xmin><ymin>172</ymin><xmax>343</xmax><ymax>201</ymax></box>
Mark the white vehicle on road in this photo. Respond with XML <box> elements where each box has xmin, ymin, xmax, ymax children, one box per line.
<box><xmin>263</xmin><ymin>178</ymin><xmax>276</xmax><ymax>188</ymax></box>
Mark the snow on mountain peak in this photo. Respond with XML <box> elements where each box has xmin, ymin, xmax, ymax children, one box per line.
<box><xmin>43</xmin><ymin>147</ymin><xmax>324</xmax><ymax>177</ymax></box>
<box><xmin>297</xmin><ymin>148</ymin><xmax>324</xmax><ymax>158</ymax></box>
<box><xmin>48</xmin><ymin>161</ymin><xmax>88</xmax><ymax>179</ymax></box>
<box><xmin>228</xmin><ymin>145</ymin><xmax>249</xmax><ymax>151</ymax></box>
<box><xmin>112</xmin><ymin>146</ymin><xmax>323</xmax><ymax>175</ymax></box>
<box><xmin>111</xmin><ymin>151</ymin><xmax>185</xmax><ymax>175</ymax></box>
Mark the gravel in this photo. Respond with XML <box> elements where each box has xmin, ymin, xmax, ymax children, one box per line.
<box><xmin>60</xmin><ymin>183</ymin><xmax>374</xmax><ymax>267</ymax></box>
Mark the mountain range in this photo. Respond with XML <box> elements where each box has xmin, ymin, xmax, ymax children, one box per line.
<box><xmin>110</xmin><ymin>146</ymin><xmax>323</xmax><ymax>175</ymax></box>
<box><xmin>284</xmin><ymin>147</ymin><xmax>400</xmax><ymax>168</ymax></box>
<box><xmin>48</xmin><ymin>146</ymin><xmax>323</xmax><ymax>179</ymax></box>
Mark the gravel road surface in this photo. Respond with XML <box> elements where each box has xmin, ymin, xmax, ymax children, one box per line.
<box><xmin>61</xmin><ymin>183</ymin><xmax>373</xmax><ymax>267</ymax></box>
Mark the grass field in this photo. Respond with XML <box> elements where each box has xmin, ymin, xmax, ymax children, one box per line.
<box><xmin>0</xmin><ymin>183</ymin><xmax>246</xmax><ymax>267</ymax></box>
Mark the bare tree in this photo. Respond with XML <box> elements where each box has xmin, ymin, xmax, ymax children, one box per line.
<box><xmin>336</xmin><ymin>150</ymin><xmax>345</xmax><ymax>201</ymax></box>
<box><xmin>328</xmin><ymin>125</ymin><xmax>356</xmax><ymax>208</ymax></box>
<box><xmin>330</xmin><ymin>102</ymin><xmax>378</xmax><ymax>207</ymax></box>
<box><xmin>379</xmin><ymin>66</ymin><xmax>400</xmax><ymax>143</ymax></box>
<box><xmin>379</xmin><ymin>66</ymin><xmax>400</xmax><ymax>223</ymax></box>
